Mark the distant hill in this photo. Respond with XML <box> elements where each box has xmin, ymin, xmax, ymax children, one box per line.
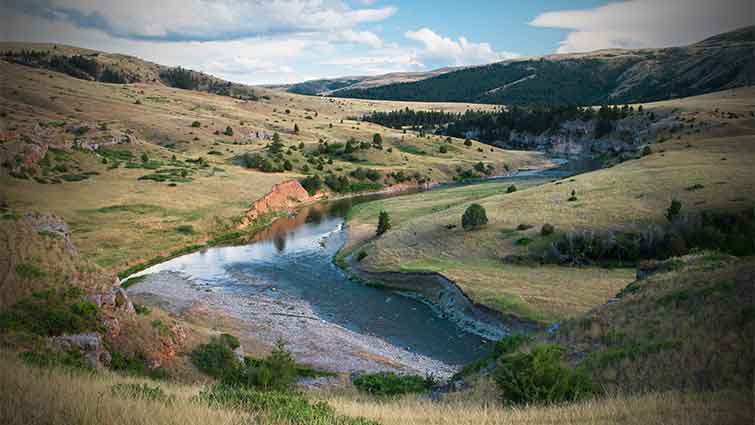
<box><xmin>270</xmin><ymin>67</ymin><xmax>461</xmax><ymax>96</ymax></box>
<box><xmin>328</xmin><ymin>26</ymin><xmax>754</xmax><ymax>106</ymax></box>
<box><xmin>0</xmin><ymin>42</ymin><xmax>259</xmax><ymax>100</ymax></box>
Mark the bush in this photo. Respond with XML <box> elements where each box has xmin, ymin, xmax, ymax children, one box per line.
<box><xmin>666</xmin><ymin>199</ymin><xmax>682</xmax><ymax>222</ymax></box>
<box><xmin>376</xmin><ymin>211</ymin><xmax>391</xmax><ymax>236</ymax></box>
<box><xmin>223</xmin><ymin>339</ymin><xmax>298</xmax><ymax>392</ymax></box>
<box><xmin>190</xmin><ymin>336</ymin><xmax>239</xmax><ymax>378</ymax></box>
<box><xmin>299</xmin><ymin>175</ymin><xmax>322</xmax><ymax>196</ymax></box>
<box><xmin>516</xmin><ymin>224</ymin><xmax>533</xmax><ymax>231</ymax></box>
<box><xmin>567</xmin><ymin>190</ymin><xmax>578</xmax><ymax>202</ymax></box>
<box><xmin>439</xmin><ymin>145</ymin><xmax>448</xmax><ymax>153</ymax></box>
<box><xmin>223</xmin><ymin>126</ymin><xmax>234</xmax><ymax>136</ymax></box>
<box><xmin>493</xmin><ymin>344</ymin><xmax>596</xmax><ymax>405</ymax></box>
<box><xmin>541</xmin><ymin>223</ymin><xmax>555</xmax><ymax>236</ymax></box>
<box><xmin>199</xmin><ymin>386</ymin><xmax>377</xmax><ymax>425</ymax></box>
<box><xmin>191</xmin><ymin>121</ymin><xmax>201</xmax><ymax>128</ymax></box>
<box><xmin>0</xmin><ymin>288</ymin><xmax>100</xmax><ymax>337</ymax></box>
<box><xmin>507</xmin><ymin>185</ymin><xmax>517</xmax><ymax>193</ymax></box>
<box><xmin>175</xmin><ymin>224</ymin><xmax>194</xmax><ymax>235</ymax></box>
<box><xmin>352</xmin><ymin>372</ymin><xmax>434</xmax><ymax>397</ymax></box>
<box><xmin>641</xmin><ymin>146</ymin><xmax>652</xmax><ymax>156</ymax></box>
<box><xmin>356</xmin><ymin>251</ymin><xmax>368</xmax><ymax>262</ymax></box>
<box><xmin>462</xmin><ymin>203</ymin><xmax>488</xmax><ymax>230</ymax></box>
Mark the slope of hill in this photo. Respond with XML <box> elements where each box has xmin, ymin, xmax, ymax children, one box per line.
<box><xmin>0</xmin><ymin>43</ymin><xmax>259</xmax><ymax>100</ymax></box>
<box><xmin>0</xmin><ymin>48</ymin><xmax>544</xmax><ymax>273</ymax></box>
<box><xmin>277</xmin><ymin>67</ymin><xmax>460</xmax><ymax>96</ymax></box>
<box><xmin>332</xmin><ymin>26</ymin><xmax>754</xmax><ymax>106</ymax></box>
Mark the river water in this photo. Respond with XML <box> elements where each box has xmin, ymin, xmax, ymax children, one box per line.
<box><xmin>128</xmin><ymin>159</ymin><xmax>600</xmax><ymax>367</ymax></box>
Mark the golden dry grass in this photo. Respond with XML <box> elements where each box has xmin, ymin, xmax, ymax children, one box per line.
<box><xmin>2</xmin><ymin>349</ymin><xmax>750</xmax><ymax>425</ymax></box>
<box><xmin>327</xmin><ymin>391</ymin><xmax>751</xmax><ymax>425</ymax></box>
<box><xmin>0</xmin><ymin>351</ymin><xmax>249</xmax><ymax>425</ymax></box>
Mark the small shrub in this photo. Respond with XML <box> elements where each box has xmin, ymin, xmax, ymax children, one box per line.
<box><xmin>175</xmin><ymin>224</ymin><xmax>194</xmax><ymax>235</ymax></box>
<box><xmin>666</xmin><ymin>199</ymin><xmax>682</xmax><ymax>222</ymax></box>
<box><xmin>462</xmin><ymin>203</ymin><xmax>488</xmax><ymax>230</ymax></box>
<box><xmin>567</xmin><ymin>190</ymin><xmax>578</xmax><ymax>202</ymax></box>
<box><xmin>439</xmin><ymin>145</ymin><xmax>448</xmax><ymax>154</ymax></box>
<box><xmin>493</xmin><ymin>344</ymin><xmax>596</xmax><ymax>405</ymax></box>
<box><xmin>515</xmin><ymin>237</ymin><xmax>533</xmax><ymax>246</ymax></box>
<box><xmin>223</xmin><ymin>126</ymin><xmax>234</xmax><ymax>136</ymax></box>
<box><xmin>516</xmin><ymin>224</ymin><xmax>533</xmax><ymax>231</ymax></box>
<box><xmin>352</xmin><ymin>372</ymin><xmax>434</xmax><ymax>396</ymax></box>
<box><xmin>376</xmin><ymin>211</ymin><xmax>391</xmax><ymax>236</ymax></box>
<box><xmin>541</xmin><ymin>223</ymin><xmax>555</xmax><ymax>236</ymax></box>
<box><xmin>190</xmin><ymin>336</ymin><xmax>239</xmax><ymax>378</ymax></box>
<box><xmin>507</xmin><ymin>185</ymin><xmax>517</xmax><ymax>193</ymax></box>
<box><xmin>15</xmin><ymin>263</ymin><xmax>45</xmax><ymax>279</ymax></box>
<box><xmin>356</xmin><ymin>251</ymin><xmax>368</xmax><ymax>262</ymax></box>
<box><xmin>191</xmin><ymin>121</ymin><xmax>201</xmax><ymax>128</ymax></box>
<box><xmin>133</xmin><ymin>303</ymin><xmax>151</xmax><ymax>315</ymax></box>
<box><xmin>641</xmin><ymin>146</ymin><xmax>652</xmax><ymax>156</ymax></box>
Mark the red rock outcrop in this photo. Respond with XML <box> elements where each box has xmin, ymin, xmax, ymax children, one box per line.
<box><xmin>240</xmin><ymin>180</ymin><xmax>318</xmax><ymax>228</ymax></box>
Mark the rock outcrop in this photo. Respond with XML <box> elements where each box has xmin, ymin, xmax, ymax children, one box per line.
<box><xmin>52</xmin><ymin>332</ymin><xmax>111</xmax><ymax>368</ymax></box>
<box><xmin>240</xmin><ymin>180</ymin><xmax>317</xmax><ymax>228</ymax></box>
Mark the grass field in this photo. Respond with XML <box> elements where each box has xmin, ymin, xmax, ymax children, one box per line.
<box><xmin>1</xmin><ymin>350</ymin><xmax>750</xmax><ymax>425</ymax></box>
<box><xmin>344</xmin><ymin>88</ymin><xmax>755</xmax><ymax>322</ymax></box>
<box><xmin>0</xmin><ymin>54</ymin><xmax>546</xmax><ymax>273</ymax></box>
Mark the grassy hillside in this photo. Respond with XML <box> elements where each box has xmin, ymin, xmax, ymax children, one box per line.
<box><xmin>0</xmin><ymin>50</ymin><xmax>545</xmax><ymax>273</ymax></box>
<box><xmin>548</xmin><ymin>254</ymin><xmax>754</xmax><ymax>394</ymax></box>
<box><xmin>343</xmin><ymin>88</ymin><xmax>755</xmax><ymax>322</ymax></box>
<box><xmin>334</xmin><ymin>27</ymin><xmax>754</xmax><ymax>106</ymax></box>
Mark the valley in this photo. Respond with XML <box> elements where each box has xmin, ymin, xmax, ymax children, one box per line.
<box><xmin>1</xmin><ymin>24</ymin><xmax>754</xmax><ymax>425</ymax></box>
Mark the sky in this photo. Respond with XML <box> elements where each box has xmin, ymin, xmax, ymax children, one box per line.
<box><xmin>0</xmin><ymin>0</ymin><xmax>752</xmax><ymax>85</ymax></box>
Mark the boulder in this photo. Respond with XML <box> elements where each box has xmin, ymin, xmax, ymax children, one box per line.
<box><xmin>51</xmin><ymin>332</ymin><xmax>111</xmax><ymax>368</ymax></box>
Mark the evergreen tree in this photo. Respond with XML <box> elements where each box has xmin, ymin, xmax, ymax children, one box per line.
<box><xmin>376</xmin><ymin>211</ymin><xmax>391</xmax><ymax>236</ymax></box>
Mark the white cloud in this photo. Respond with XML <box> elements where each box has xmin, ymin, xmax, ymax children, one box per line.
<box><xmin>405</xmin><ymin>28</ymin><xmax>519</xmax><ymax>66</ymax></box>
<box><xmin>11</xmin><ymin>0</ymin><xmax>397</xmax><ymax>41</ymax></box>
<box><xmin>531</xmin><ymin>0</ymin><xmax>754</xmax><ymax>53</ymax></box>
<box><xmin>332</xmin><ymin>29</ymin><xmax>383</xmax><ymax>48</ymax></box>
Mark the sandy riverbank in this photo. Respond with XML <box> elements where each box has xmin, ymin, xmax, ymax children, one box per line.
<box><xmin>127</xmin><ymin>270</ymin><xmax>458</xmax><ymax>379</ymax></box>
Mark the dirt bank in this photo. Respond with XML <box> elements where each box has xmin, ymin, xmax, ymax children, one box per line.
<box><xmin>342</xmin><ymin>258</ymin><xmax>541</xmax><ymax>341</ymax></box>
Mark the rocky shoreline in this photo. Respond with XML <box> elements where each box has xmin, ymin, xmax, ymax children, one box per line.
<box><xmin>127</xmin><ymin>270</ymin><xmax>458</xmax><ymax>379</ymax></box>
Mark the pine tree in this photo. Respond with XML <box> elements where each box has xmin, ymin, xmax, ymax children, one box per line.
<box><xmin>376</xmin><ymin>211</ymin><xmax>391</xmax><ymax>236</ymax></box>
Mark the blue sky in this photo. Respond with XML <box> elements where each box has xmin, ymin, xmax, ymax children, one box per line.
<box><xmin>1</xmin><ymin>0</ymin><xmax>751</xmax><ymax>84</ymax></box>
<box><xmin>365</xmin><ymin>0</ymin><xmax>607</xmax><ymax>56</ymax></box>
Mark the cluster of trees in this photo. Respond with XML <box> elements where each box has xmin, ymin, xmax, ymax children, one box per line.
<box><xmin>1</xmin><ymin>49</ymin><xmax>128</xmax><ymax>83</ymax></box>
<box><xmin>365</xmin><ymin>104</ymin><xmax>634</xmax><ymax>144</ymax></box>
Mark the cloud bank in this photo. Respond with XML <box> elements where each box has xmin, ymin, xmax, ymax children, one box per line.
<box><xmin>531</xmin><ymin>0</ymin><xmax>754</xmax><ymax>53</ymax></box>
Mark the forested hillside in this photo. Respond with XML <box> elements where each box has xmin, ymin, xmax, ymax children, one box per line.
<box><xmin>334</xmin><ymin>26</ymin><xmax>754</xmax><ymax>106</ymax></box>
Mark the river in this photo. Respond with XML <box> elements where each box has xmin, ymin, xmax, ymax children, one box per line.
<box><xmin>126</xmin><ymin>159</ymin><xmax>600</xmax><ymax>375</ymax></box>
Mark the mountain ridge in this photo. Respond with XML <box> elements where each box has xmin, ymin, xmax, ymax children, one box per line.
<box><xmin>300</xmin><ymin>26</ymin><xmax>755</xmax><ymax>106</ymax></box>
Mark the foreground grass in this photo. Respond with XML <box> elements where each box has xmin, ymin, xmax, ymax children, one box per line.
<box><xmin>327</xmin><ymin>390</ymin><xmax>751</xmax><ymax>425</ymax></box>
<box><xmin>2</xmin><ymin>350</ymin><xmax>750</xmax><ymax>425</ymax></box>
<box><xmin>0</xmin><ymin>352</ymin><xmax>248</xmax><ymax>425</ymax></box>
